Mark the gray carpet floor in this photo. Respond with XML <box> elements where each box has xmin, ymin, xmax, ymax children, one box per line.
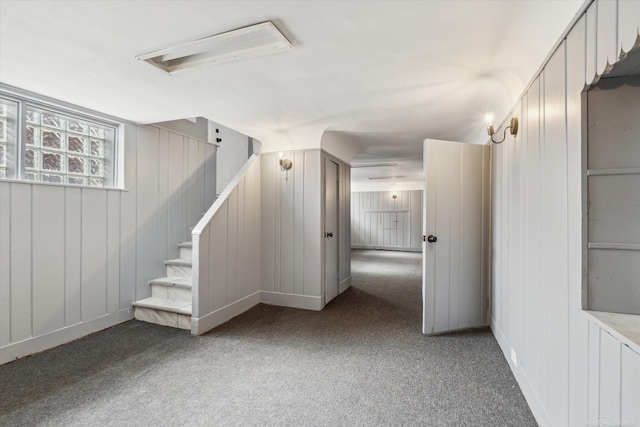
<box><xmin>0</xmin><ymin>249</ymin><xmax>536</xmax><ymax>426</ymax></box>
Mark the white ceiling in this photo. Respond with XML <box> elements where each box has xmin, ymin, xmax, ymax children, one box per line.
<box><xmin>0</xmin><ymin>0</ymin><xmax>584</xmax><ymax>190</ymax></box>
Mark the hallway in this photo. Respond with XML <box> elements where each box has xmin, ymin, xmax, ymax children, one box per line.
<box><xmin>0</xmin><ymin>250</ymin><xmax>534</xmax><ymax>426</ymax></box>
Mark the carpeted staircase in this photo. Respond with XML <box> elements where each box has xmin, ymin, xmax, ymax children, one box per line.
<box><xmin>132</xmin><ymin>242</ymin><xmax>193</xmax><ymax>330</ymax></box>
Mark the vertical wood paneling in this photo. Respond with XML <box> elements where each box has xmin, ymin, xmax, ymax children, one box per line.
<box><xmin>274</xmin><ymin>155</ymin><xmax>281</xmax><ymax>293</ymax></box>
<box><xmin>511</xmin><ymin>102</ymin><xmax>524</xmax><ymax>357</ymax></box>
<box><xmin>587</xmin><ymin>322</ymin><xmax>601</xmax><ymax>425</ymax></box>
<box><xmin>227</xmin><ymin>189</ymin><xmax>238</xmax><ymax>304</ymax></box>
<box><xmin>543</xmin><ymin>44</ymin><xmax>569</xmax><ymax>425</ymax></box>
<box><xmin>523</xmin><ymin>78</ymin><xmax>542</xmax><ymax>395</ymax></box>
<box><xmin>280</xmin><ymin>156</ymin><xmax>295</xmax><ymax>294</ymax></box>
<box><xmin>1</xmin><ymin>121</ymin><xmax>217</xmax><ymax>363</ymax></box>
<box><xmin>619</xmin><ymin>0</ymin><xmax>640</xmax><ymax>53</ymax></box>
<box><xmin>460</xmin><ymin>145</ymin><xmax>484</xmax><ymax>328</ymax></box>
<box><xmin>157</xmin><ymin>129</ymin><xmax>169</xmax><ymax>268</ymax></box>
<box><xmin>204</xmin><ymin>144</ymin><xmax>216</xmax><ymax>207</ymax></box>
<box><xmin>293</xmin><ymin>151</ymin><xmax>305</xmax><ymax>295</ymax></box>
<box><xmin>0</xmin><ymin>183</ymin><xmax>11</xmax><ymax>346</ymax></box>
<box><xmin>596</xmin><ymin>0</ymin><xmax>619</xmax><ymax>75</ymax></box>
<box><xmin>210</xmin><ymin>203</ymin><xmax>228</xmax><ymax>311</ymax></box>
<box><xmin>187</xmin><ymin>138</ymin><xmax>199</xmax><ymax>235</ymax></box>
<box><xmin>491</xmin><ymin>143</ymin><xmax>502</xmax><ymax>329</ymax></box>
<box><xmin>10</xmin><ymin>183</ymin><xmax>32</xmax><ymax>342</ymax></box>
<box><xmin>599</xmin><ymin>331</ymin><xmax>621</xmax><ymax>426</ymax></box>
<box><xmin>197</xmin><ymin>141</ymin><xmax>206</xmax><ymax>220</ymax></box>
<box><xmin>119</xmin><ymin>123</ymin><xmax>137</xmax><ymax>310</ymax></box>
<box><xmin>136</xmin><ymin>127</ymin><xmax>160</xmax><ymax>300</ymax></box>
<box><xmin>168</xmin><ymin>132</ymin><xmax>185</xmax><ymax>259</ymax></box>
<box><xmin>194</xmin><ymin>228</ymin><xmax>208</xmax><ymax>316</ymax></box>
<box><xmin>260</xmin><ymin>154</ymin><xmax>276</xmax><ymax>292</ymax></box>
<box><xmin>586</xmin><ymin>4</ymin><xmax>598</xmax><ymax>83</ymax></box>
<box><xmin>481</xmin><ymin>146</ymin><xmax>491</xmax><ymax>324</ymax></box>
<box><xmin>566</xmin><ymin>15</ymin><xmax>590</xmax><ymax>426</ymax></box>
<box><xmin>182</xmin><ymin>138</ymin><xmax>190</xmax><ymax>242</ymax></box>
<box><xmin>351</xmin><ymin>190</ymin><xmax>422</xmax><ymax>250</ymax></box>
<box><xmin>65</xmin><ymin>187</ymin><xmax>82</xmax><ymax>324</ymax></box>
<box><xmin>434</xmin><ymin>143</ymin><xmax>451</xmax><ymax>332</ymax></box>
<box><xmin>449</xmin><ymin>144</ymin><xmax>461</xmax><ymax>328</ymax></box>
<box><xmin>620</xmin><ymin>345</ymin><xmax>640</xmax><ymax>425</ymax></box>
<box><xmin>81</xmin><ymin>189</ymin><xmax>108</xmax><ymax>321</ymax></box>
<box><xmin>410</xmin><ymin>190</ymin><xmax>422</xmax><ymax>248</ymax></box>
<box><xmin>424</xmin><ymin>142</ymin><xmax>437</xmax><ymax>333</ymax></box>
<box><xmin>303</xmin><ymin>151</ymin><xmax>322</xmax><ymax>297</ymax></box>
<box><xmin>32</xmin><ymin>185</ymin><xmax>65</xmax><ymax>336</ymax></box>
<box><xmin>237</xmin><ymin>180</ymin><xmax>247</xmax><ymax>298</ymax></box>
<box><xmin>491</xmin><ymin>5</ymin><xmax>640</xmax><ymax>427</ymax></box>
<box><xmin>249</xmin><ymin>161</ymin><xmax>261</xmax><ymax>294</ymax></box>
<box><xmin>107</xmin><ymin>190</ymin><xmax>120</xmax><ymax>314</ymax></box>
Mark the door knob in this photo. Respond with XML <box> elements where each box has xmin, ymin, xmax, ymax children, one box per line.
<box><xmin>427</xmin><ymin>235</ymin><xmax>437</xmax><ymax>243</ymax></box>
<box><xmin>325</xmin><ymin>232</ymin><xmax>334</xmax><ymax>238</ymax></box>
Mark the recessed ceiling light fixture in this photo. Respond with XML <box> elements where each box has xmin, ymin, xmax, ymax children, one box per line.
<box><xmin>368</xmin><ymin>176</ymin><xmax>406</xmax><ymax>180</ymax></box>
<box><xmin>351</xmin><ymin>162</ymin><xmax>398</xmax><ymax>168</ymax></box>
<box><xmin>136</xmin><ymin>21</ymin><xmax>292</xmax><ymax>74</ymax></box>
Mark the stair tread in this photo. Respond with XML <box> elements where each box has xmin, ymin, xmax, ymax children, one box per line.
<box><xmin>133</xmin><ymin>297</ymin><xmax>192</xmax><ymax>315</ymax></box>
<box><xmin>149</xmin><ymin>276</ymin><xmax>192</xmax><ymax>289</ymax></box>
<box><xmin>164</xmin><ymin>258</ymin><xmax>192</xmax><ymax>267</ymax></box>
<box><xmin>178</xmin><ymin>242</ymin><xmax>192</xmax><ymax>248</ymax></box>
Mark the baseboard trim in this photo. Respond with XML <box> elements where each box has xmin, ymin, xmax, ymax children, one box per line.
<box><xmin>351</xmin><ymin>245</ymin><xmax>421</xmax><ymax>253</ymax></box>
<box><xmin>0</xmin><ymin>308</ymin><xmax>134</xmax><ymax>365</ymax></box>
<box><xmin>490</xmin><ymin>314</ymin><xmax>551</xmax><ymax>427</ymax></box>
<box><xmin>260</xmin><ymin>291</ymin><xmax>323</xmax><ymax>311</ymax></box>
<box><xmin>339</xmin><ymin>276</ymin><xmax>352</xmax><ymax>294</ymax></box>
<box><xmin>192</xmin><ymin>291</ymin><xmax>261</xmax><ymax>336</ymax></box>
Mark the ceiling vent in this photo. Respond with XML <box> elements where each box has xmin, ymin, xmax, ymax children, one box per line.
<box><xmin>136</xmin><ymin>21</ymin><xmax>292</xmax><ymax>74</ymax></box>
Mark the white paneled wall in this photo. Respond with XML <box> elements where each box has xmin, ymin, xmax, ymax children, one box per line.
<box><xmin>261</xmin><ymin>150</ymin><xmax>351</xmax><ymax>308</ymax></box>
<box><xmin>213</xmin><ymin>121</ymin><xmax>250</xmax><ymax>196</ymax></box>
<box><xmin>0</xmin><ymin>124</ymin><xmax>217</xmax><ymax>364</ymax></box>
<box><xmin>192</xmin><ymin>148</ymin><xmax>351</xmax><ymax>336</ymax></box>
<box><xmin>491</xmin><ymin>1</ymin><xmax>640</xmax><ymax>426</ymax></box>
<box><xmin>192</xmin><ymin>154</ymin><xmax>261</xmax><ymax>335</ymax></box>
<box><xmin>351</xmin><ymin>190</ymin><xmax>422</xmax><ymax>251</ymax></box>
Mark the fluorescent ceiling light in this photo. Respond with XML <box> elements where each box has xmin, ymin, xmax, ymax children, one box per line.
<box><xmin>136</xmin><ymin>21</ymin><xmax>292</xmax><ymax>74</ymax></box>
<box><xmin>351</xmin><ymin>162</ymin><xmax>398</xmax><ymax>168</ymax></box>
<box><xmin>368</xmin><ymin>176</ymin><xmax>406</xmax><ymax>180</ymax></box>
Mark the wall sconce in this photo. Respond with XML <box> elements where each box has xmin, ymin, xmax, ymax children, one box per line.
<box><xmin>485</xmin><ymin>113</ymin><xmax>518</xmax><ymax>144</ymax></box>
<box><xmin>392</xmin><ymin>193</ymin><xmax>398</xmax><ymax>200</ymax></box>
<box><xmin>279</xmin><ymin>152</ymin><xmax>292</xmax><ymax>180</ymax></box>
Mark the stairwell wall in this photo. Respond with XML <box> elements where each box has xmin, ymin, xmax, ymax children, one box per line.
<box><xmin>191</xmin><ymin>154</ymin><xmax>262</xmax><ymax>335</ymax></box>
<box><xmin>0</xmin><ymin>123</ymin><xmax>217</xmax><ymax>365</ymax></box>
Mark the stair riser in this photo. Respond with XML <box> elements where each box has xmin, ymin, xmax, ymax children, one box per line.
<box><xmin>179</xmin><ymin>247</ymin><xmax>192</xmax><ymax>261</ymax></box>
<box><xmin>166</xmin><ymin>265</ymin><xmax>192</xmax><ymax>278</ymax></box>
<box><xmin>151</xmin><ymin>284</ymin><xmax>192</xmax><ymax>303</ymax></box>
<box><xmin>134</xmin><ymin>307</ymin><xmax>191</xmax><ymax>330</ymax></box>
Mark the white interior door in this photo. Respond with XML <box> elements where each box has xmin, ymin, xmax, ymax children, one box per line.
<box><xmin>324</xmin><ymin>159</ymin><xmax>339</xmax><ymax>304</ymax></box>
<box><xmin>422</xmin><ymin>139</ymin><xmax>489</xmax><ymax>335</ymax></box>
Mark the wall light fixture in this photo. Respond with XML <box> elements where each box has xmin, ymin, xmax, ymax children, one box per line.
<box><xmin>392</xmin><ymin>193</ymin><xmax>398</xmax><ymax>200</ymax></box>
<box><xmin>485</xmin><ymin>113</ymin><xmax>518</xmax><ymax>144</ymax></box>
<box><xmin>279</xmin><ymin>152</ymin><xmax>292</xmax><ymax>180</ymax></box>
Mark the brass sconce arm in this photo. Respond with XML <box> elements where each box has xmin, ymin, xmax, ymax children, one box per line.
<box><xmin>487</xmin><ymin>117</ymin><xmax>519</xmax><ymax>144</ymax></box>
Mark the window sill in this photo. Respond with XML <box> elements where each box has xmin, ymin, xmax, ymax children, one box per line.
<box><xmin>585</xmin><ymin>310</ymin><xmax>640</xmax><ymax>354</ymax></box>
<box><xmin>0</xmin><ymin>178</ymin><xmax>128</xmax><ymax>192</ymax></box>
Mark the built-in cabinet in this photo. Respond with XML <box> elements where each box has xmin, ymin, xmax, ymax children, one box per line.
<box><xmin>584</xmin><ymin>75</ymin><xmax>640</xmax><ymax>315</ymax></box>
<box><xmin>351</xmin><ymin>190</ymin><xmax>422</xmax><ymax>251</ymax></box>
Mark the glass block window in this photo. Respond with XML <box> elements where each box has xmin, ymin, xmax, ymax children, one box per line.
<box><xmin>0</xmin><ymin>98</ymin><xmax>18</xmax><ymax>179</ymax></box>
<box><xmin>0</xmin><ymin>92</ymin><xmax>118</xmax><ymax>187</ymax></box>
